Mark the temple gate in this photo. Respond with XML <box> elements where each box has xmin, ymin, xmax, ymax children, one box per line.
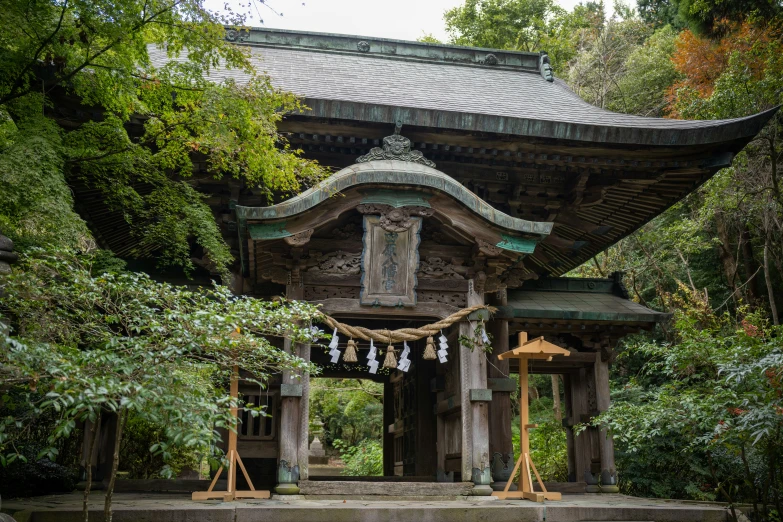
<box><xmin>75</xmin><ymin>27</ymin><xmax>776</xmax><ymax>497</ymax></box>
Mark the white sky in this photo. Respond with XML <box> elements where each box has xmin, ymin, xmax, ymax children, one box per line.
<box><xmin>211</xmin><ymin>0</ymin><xmax>584</xmax><ymax>43</ymax></box>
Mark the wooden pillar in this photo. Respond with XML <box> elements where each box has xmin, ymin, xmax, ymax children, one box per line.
<box><xmin>594</xmin><ymin>352</ymin><xmax>618</xmax><ymax>491</ymax></box>
<box><xmin>383</xmin><ymin>379</ymin><xmax>395</xmax><ymax>477</ymax></box>
<box><xmin>296</xmin><ymin>341</ymin><xmax>311</xmax><ymax>481</ymax></box>
<box><xmin>562</xmin><ymin>373</ymin><xmax>577</xmax><ymax>482</ymax></box>
<box><xmin>276</xmin><ymin>284</ymin><xmax>305</xmax><ymax>494</ymax></box>
<box><xmin>459</xmin><ymin>278</ymin><xmax>492</xmax><ymax>495</ymax></box>
<box><xmin>570</xmin><ymin>367</ymin><xmax>592</xmax><ymax>484</ymax></box>
<box><xmin>486</xmin><ymin>289</ymin><xmax>514</xmax><ymax>490</ymax></box>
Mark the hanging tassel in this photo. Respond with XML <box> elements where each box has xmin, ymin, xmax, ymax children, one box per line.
<box><xmin>423</xmin><ymin>336</ymin><xmax>437</xmax><ymax>360</ymax></box>
<box><xmin>383</xmin><ymin>345</ymin><xmax>397</xmax><ymax>369</ymax></box>
<box><xmin>344</xmin><ymin>339</ymin><xmax>358</xmax><ymax>363</ymax></box>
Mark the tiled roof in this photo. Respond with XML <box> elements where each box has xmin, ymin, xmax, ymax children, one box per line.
<box><xmin>147</xmin><ymin>28</ymin><xmax>777</xmax><ymax>145</ymax></box>
<box><xmin>506</xmin><ymin>290</ymin><xmax>667</xmax><ymax>323</ymax></box>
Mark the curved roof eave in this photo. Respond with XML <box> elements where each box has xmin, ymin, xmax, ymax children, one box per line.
<box><xmin>296</xmin><ymin>99</ymin><xmax>780</xmax><ymax>147</ymax></box>
<box><xmin>235</xmin><ymin>160</ymin><xmax>554</xmax><ymax>238</ymax></box>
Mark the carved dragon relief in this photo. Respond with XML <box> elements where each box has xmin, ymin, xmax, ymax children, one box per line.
<box><xmin>307</xmin><ymin>251</ymin><xmax>362</xmax><ymax>275</ymax></box>
<box><xmin>417</xmin><ymin>257</ymin><xmax>468</xmax><ymax>280</ymax></box>
<box><xmin>356</xmin><ymin>204</ymin><xmax>434</xmax><ymax>233</ymax></box>
<box><xmin>356</xmin><ymin>134</ymin><xmax>436</xmax><ymax>168</ymax></box>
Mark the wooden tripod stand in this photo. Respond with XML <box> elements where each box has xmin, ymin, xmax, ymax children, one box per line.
<box><xmin>192</xmin><ymin>366</ymin><xmax>271</xmax><ymax>501</ymax></box>
<box><xmin>492</xmin><ymin>332</ymin><xmax>570</xmax><ymax>502</ymax></box>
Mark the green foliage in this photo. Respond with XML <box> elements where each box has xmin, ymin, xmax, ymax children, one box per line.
<box><xmin>444</xmin><ymin>0</ymin><xmax>600</xmax><ymax>71</ymax></box>
<box><xmin>310</xmin><ymin>379</ymin><xmax>383</xmax><ymax>447</ymax></box>
<box><xmin>594</xmin><ymin>292</ymin><xmax>783</xmax><ymax>513</ymax></box>
<box><xmin>0</xmin><ymin>0</ymin><xmax>325</xmax><ymax>275</ymax></box>
<box><xmin>120</xmin><ymin>412</ymin><xmax>201</xmax><ymax>479</ymax></box>
<box><xmin>610</xmin><ymin>25</ymin><xmax>682</xmax><ymax>116</ymax></box>
<box><xmin>334</xmin><ymin>439</ymin><xmax>383</xmax><ymax>476</ymax></box>
<box><xmin>0</xmin><ymin>248</ymin><xmax>322</xmax><ymax>501</ymax></box>
<box><xmin>0</xmin><ymin>115</ymin><xmax>90</xmax><ymax>250</ymax></box>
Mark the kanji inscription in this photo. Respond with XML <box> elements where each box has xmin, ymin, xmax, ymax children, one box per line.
<box><xmin>360</xmin><ymin>215</ymin><xmax>421</xmax><ymax>307</ymax></box>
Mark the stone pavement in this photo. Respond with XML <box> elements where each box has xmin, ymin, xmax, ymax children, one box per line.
<box><xmin>1</xmin><ymin>492</ymin><xmax>733</xmax><ymax>522</ymax></box>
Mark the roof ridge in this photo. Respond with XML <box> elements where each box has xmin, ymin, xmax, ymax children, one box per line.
<box><xmin>225</xmin><ymin>26</ymin><xmax>545</xmax><ymax>73</ymax></box>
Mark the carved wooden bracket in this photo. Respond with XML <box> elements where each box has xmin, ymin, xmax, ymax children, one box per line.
<box><xmin>283</xmin><ymin>229</ymin><xmax>314</xmax><ymax>246</ymax></box>
<box><xmin>476</xmin><ymin>238</ymin><xmax>503</xmax><ymax>257</ymax></box>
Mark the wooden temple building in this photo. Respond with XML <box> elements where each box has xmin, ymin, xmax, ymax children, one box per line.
<box><xmin>76</xmin><ymin>28</ymin><xmax>776</xmax><ymax>496</ymax></box>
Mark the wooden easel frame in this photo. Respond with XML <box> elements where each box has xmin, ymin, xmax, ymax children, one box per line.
<box><xmin>192</xmin><ymin>366</ymin><xmax>271</xmax><ymax>501</ymax></box>
<box><xmin>491</xmin><ymin>332</ymin><xmax>569</xmax><ymax>502</ymax></box>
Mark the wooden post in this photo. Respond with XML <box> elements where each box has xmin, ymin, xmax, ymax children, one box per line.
<box><xmin>296</xmin><ymin>341</ymin><xmax>311</xmax><ymax>481</ymax></box>
<box><xmin>570</xmin><ymin>368</ymin><xmax>592</xmax><ymax>484</ymax></box>
<box><xmin>594</xmin><ymin>352</ymin><xmax>618</xmax><ymax>492</ymax></box>
<box><xmin>459</xmin><ymin>279</ymin><xmax>492</xmax><ymax>495</ymax></box>
<box><xmin>487</xmin><ymin>290</ymin><xmax>514</xmax><ymax>490</ymax></box>
<box><xmin>562</xmin><ymin>373</ymin><xmax>577</xmax><ymax>482</ymax></box>
<box><xmin>192</xmin><ymin>365</ymin><xmax>269</xmax><ymax>501</ymax></box>
<box><xmin>276</xmin><ymin>285</ymin><xmax>303</xmax><ymax>494</ymax></box>
<box><xmin>518</xmin><ymin>352</ymin><xmax>530</xmax><ymax>494</ymax></box>
<box><xmin>492</xmin><ymin>332</ymin><xmax>567</xmax><ymax>502</ymax></box>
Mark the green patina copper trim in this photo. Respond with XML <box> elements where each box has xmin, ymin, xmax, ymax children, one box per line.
<box><xmin>360</xmin><ymin>189</ymin><xmax>432</xmax><ymax>208</ymax></box>
<box><xmin>496</xmin><ymin>235</ymin><xmax>538</xmax><ymax>254</ymax></box>
<box><xmin>236</xmin><ymin>161</ymin><xmax>553</xmax><ymax>238</ymax></box>
<box><xmin>248</xmin><ymin>222</ymin><xmax>291</xmax><ymax>240</ymax></box>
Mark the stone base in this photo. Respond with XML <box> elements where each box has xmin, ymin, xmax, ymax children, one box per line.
<box><xmin>2</xmin><ymin>492</ymin><xmax>734</xmax><ymax>522</ymax></box>
<box><xmin>274</xmin><ymin>483</ymin><xmax>301</xmax><ymax>495</ymax></box>
<box><xmin>308</xmin><ymin>456</ymin><xmax>329</xmax><ymax>465</ymax></box>
<box><xmin>470</xmin><ymin>485</ymin><xmax>493</xmax><ymax>496</ymax></box>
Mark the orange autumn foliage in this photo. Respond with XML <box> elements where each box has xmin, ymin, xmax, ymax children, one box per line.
<box><xmin>666</xmin><ymin>21</ymin><xmax>782</xmax><ymax>117</ymax></box>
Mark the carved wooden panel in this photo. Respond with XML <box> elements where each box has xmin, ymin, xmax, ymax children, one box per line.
<box><xmin>418</xmin><ymin>290</ymin><xmax>467</xmax><ymax>308</ymax></box>
<box><xmin>304</xmin><ymin>285</ymin><xmax>359</xmax><ymax>301</ymax></box>
<box><xmin>360</xmin><ymin>215</ymin><xmax>421</xmax><ymax>307</ymax></box>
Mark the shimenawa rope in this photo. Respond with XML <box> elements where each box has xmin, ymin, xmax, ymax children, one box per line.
<box><xmin>320</xmin><ymin>305</ymin><xmax>496</xmax><ymax>343</ymax></box>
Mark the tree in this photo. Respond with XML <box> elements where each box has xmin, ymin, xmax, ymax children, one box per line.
<box><xmin>443</xmin><ymin>0</ymin><xmax>601</xmax><ymax>72</ymax></box>
<box><xmin>567</xmin><ymin>11</ymin><xmax>652</xmax><ymax>109</ymax></box>
<box><xmin>0</xmin><ymin>0</ymin><xmax>324</xmax><ymax>277</ymax></box>
<box><xmin>610</xmin><ymin>25</ymin><xmax>682</xmax><ymax>116</ymax></box>
<box><xmin>0</xmin><ymin>248</ymin><xmax>323</xmax><ymax>519</ymax></box>
<box><xmin>593</xmin><ymin>291</ymin><xmax>783</xmax><ymax>518</ymax></box>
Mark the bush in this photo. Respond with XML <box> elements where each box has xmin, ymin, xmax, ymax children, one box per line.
<box><xmin>0</xmin><ymin>448</ymin><xmax>77</xmax><ymax>498</ymax></box>
<box><xmin>334</xmin><ymin>439</ymin><xmax>383</xmax><ymax>476</ymax></box>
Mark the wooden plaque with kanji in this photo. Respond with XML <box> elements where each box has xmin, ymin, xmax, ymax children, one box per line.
<box><xmin>360</xmin><ymin>215</ymin><xmax>421</xmax><ymax>307</ymax></box>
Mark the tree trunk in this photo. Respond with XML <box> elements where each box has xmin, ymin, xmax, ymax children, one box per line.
<box><xmin>741</xmin><ymin>225</ymin><xmax>761</xmax><ymax>303</ymax></box>
<box><xmin>83</xmin><ymin>412</ymin><xmax>101</xmax><ymax>522</ymax></box>
<box><xmin>103</xmin><ymin>408</ymin><xmax>127</xmax><ymax>522</ymax></box>
<box><xmin>551</xmin><ymin>375</ymin><xmax>562</xmax><ymax>422</ymax></box>
<box><xmin>764</xmin><ymin>241</ymin><xmax>779</xmax><ymax>325</ymax></box>
<box><xmin>715</xmin><ymin>214</ymin><xmax>739</xmax><ymax>297</ymax></box>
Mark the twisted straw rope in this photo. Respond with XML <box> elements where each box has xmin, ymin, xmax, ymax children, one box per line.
<box><xmin>320</xmin><ymin>305</ymin><xmax>496</xmax><ymax>344</ymax></box>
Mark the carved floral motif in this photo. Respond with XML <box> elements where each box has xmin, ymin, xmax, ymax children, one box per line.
<box><xmin>356</xmin><ymin>134</ymin><xmax>436</xmax><ymax>168</ymax></box>
<box><xmin>225</xmin><ymin>29</ymin><xmax>249</xmax><ymax>42</ymax></box>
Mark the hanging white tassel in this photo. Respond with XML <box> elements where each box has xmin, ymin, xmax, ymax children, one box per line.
<box><xmin>328</xmin><ymin>327</ymin><xmax>341</xmax><ymax>363</ymax></box>
<box><xmin>367</xmin><ymin>339</ymin><xmax>379</xmax><ymax>374</ymax></box>
<box><xmin>437</xmin><ymin>331</ymin><xmax>449</xmax><ymax>363</ymax></box>
<box><xmin>397</xmin><ymin>341</ymin><xmax>411</xmax><ymax>372</ymax></box>
<box><xmin>481</xmin><ymin>326</ymin><xmax>490</xmax><ymax>344</ymax></box>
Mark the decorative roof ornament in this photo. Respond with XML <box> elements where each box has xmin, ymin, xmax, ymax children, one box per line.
<box><xmin>356</xmin><ymin>134</ymin><xmax>436</xmax><ymax>168</ymax></box>
<box><xmin>539</xmin><ymin>53</ymin><xmax>554</xmax><ymax>82</ymax></box>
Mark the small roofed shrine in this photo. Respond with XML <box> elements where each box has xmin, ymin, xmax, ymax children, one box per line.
<box><xmin>75</xmin><ymin>28</ymin><xmax>777</xmax><ymax>497</ymax></box>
